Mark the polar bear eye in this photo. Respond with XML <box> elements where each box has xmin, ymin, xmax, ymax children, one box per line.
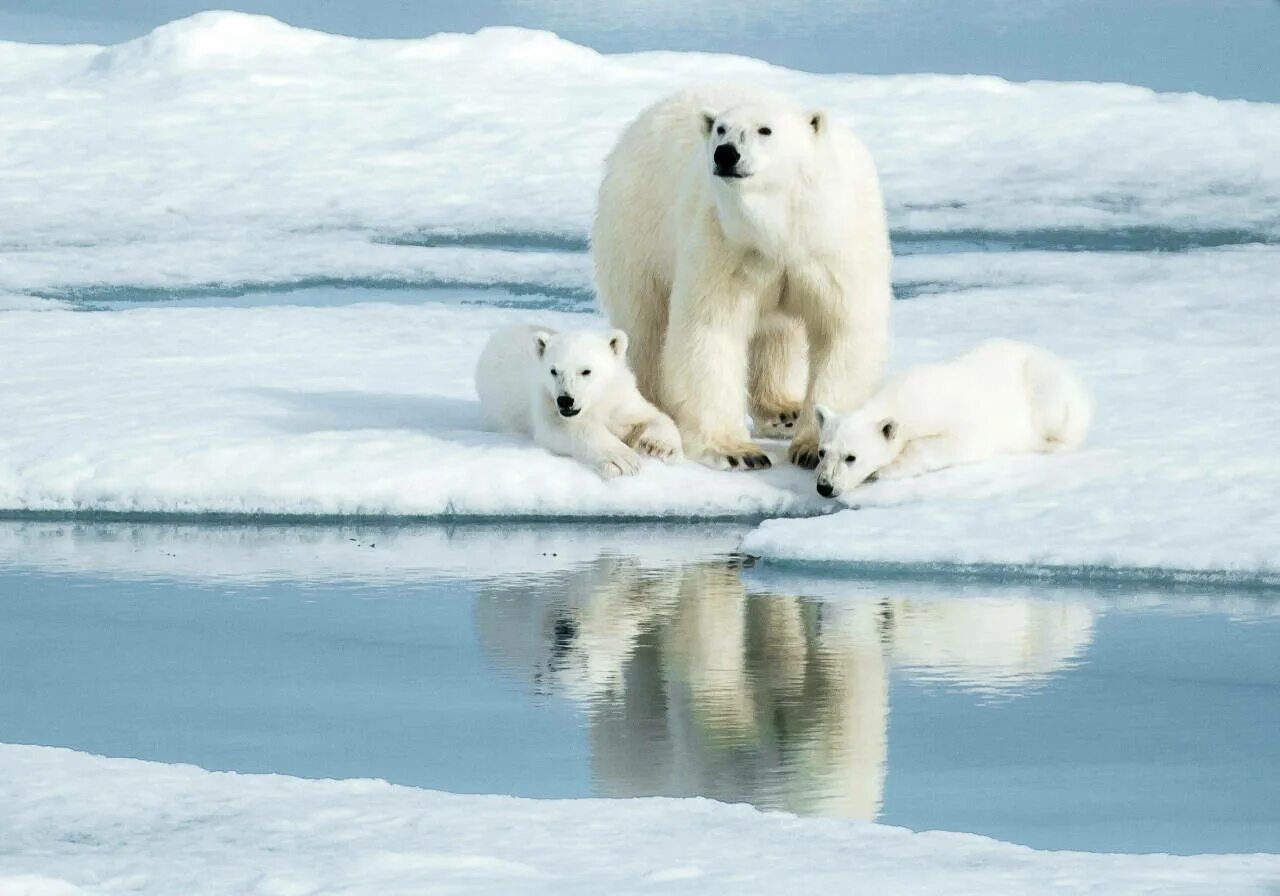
<box><xmin>817</xmin><ymin>449</ymin><xmax>825</xmax><ymax>460</ymax></box>
<box><xmin>758</xmin><ymin>126</ymin><xmax>771</xmax><ymax>136</ymax></box>
<box><xmin>716</xmin><ymin>125</ymin><xmax>726</xmax><ymax>136</ymax></box>
<box><xmin>549</xmin><ymin>367</ymin><xmax>558</xmax><ymax>376</ymax></box>
<box><xmin>844</xmin><ymin>455</ymin><xmax>856</xmax><ymax>464</ymax></box>
<box><xmin>581</xmin><ymin>369</ymin><xmax>591</xmax><ymax>376</ymax></box>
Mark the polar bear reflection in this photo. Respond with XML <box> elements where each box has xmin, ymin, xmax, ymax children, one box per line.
<box><xmin>474</xmin><ymin>561</ymin><xmax>1093</xmax><ymax>820</ymax></box>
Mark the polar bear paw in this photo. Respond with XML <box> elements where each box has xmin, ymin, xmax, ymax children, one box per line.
<box><xmin>692</xmin><ymin>438</ymin><xmax>773</xmax><ymax>472</ymax></box>
<box><xmin>751</xmin><ymin>404</ymin><xmax>803</xmax><ymax>440</ymax></box>
<box><xmin>595</xmin><ymin>444</ymin><xmax>643</xmax><ymax>479</ymax></box>
<box><xmin>788</xmin><ymin>434</ymin><xmax>821</xmax><ymax>469</ymax></box>
<box><xmin>635</xmin><ymin>429</ymin><xmax>682</xmax><ymax>463</ymax></box>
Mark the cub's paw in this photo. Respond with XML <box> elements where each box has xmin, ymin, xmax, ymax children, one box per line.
<box><xmin>751</xmin><ymin>404</ymin><xmax>803</xmax><ymax>440</ymax></box>
<box><xmin>788</xmin><ymin>435</ymin><xmax>821</xmax><ymax>469</ymax></box>
<box><xmin>595</xmin><ymin>445</ymin><xmax>643</xmax><ymax>479</ymax></box>
<box><xmin>695</xmin><ymin>439</ymin><xmax>773</xmax><ymax>472</ymax></box>
<box><xmin>636</xmin><ymin>429</ymin><xmax>682</xmax><ymax>463</ymax></box>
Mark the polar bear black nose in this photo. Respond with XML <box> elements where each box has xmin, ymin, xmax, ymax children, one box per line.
<box><xmin>556</xmin><ymin>395</ymin><xmax>574</xmax><ymax>410</ymax></box>
<box><xmin>816</xmin><ymin>481</ymin><xmax>835</xmax><ymax>498</ymax></box>
<box><xmin>713</xmin><ymin>143</ymin><xmax>740</xmax><ymax>169</ymax></box>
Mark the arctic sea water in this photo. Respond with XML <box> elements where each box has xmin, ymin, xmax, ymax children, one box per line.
<box><xmin>2</xmin><ymin>522</ymin><xmax>1278</xmax><ymax>855</ymax></box>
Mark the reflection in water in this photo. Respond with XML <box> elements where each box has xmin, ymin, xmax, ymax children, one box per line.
<box><xmin>476</xmin><ymin>557</ymin><xmax>1095</xmax><ymax>820</ymax></box>
<box><xmin>890</xmin><ymin>598</ymin><xmax>1094</xmax><ymax>694</ymax></box>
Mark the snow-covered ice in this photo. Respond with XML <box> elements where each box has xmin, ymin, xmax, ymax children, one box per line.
<box><xmin>741</xmin><ymin>246</ymin><xmax>1280</xmax><ymax>581</ymax></box>
<box><xmin>2</xmin><ymin>11</ymin><xmax>1279</xmax><ymax>302</ymax></box>
<box><xmin>0</xmin><ymin>301</ymin><xmax>825</xmax><ymax>519</ymax></box>
<box><xmin>3</xmin><ymin>246</ymin><xmax>1278</xmax><ymax>579</ymax></box>
<box><xmin>2</xmin><ymin>743</ymin><xmax>1278</xmax><ymax>896</ymax></box>
<box><xmin>1</xmin><ymin>12</ymin><xmax>1278</xmax><ymax>571</ymax></box>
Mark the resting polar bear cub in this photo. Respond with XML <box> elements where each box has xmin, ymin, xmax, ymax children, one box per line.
<box><xmin>475</xmin><ymin>325</ymin><xmax>682</xmax><ymax>478</ymax></box>
<box><xmin>813</xmin><ymin>340</ymin><xmax>1093</xmax><ymax>498</ymax></box>
<box><xmin>593</xmin><ymin>86</ymin><xmax>891</xmax><ymax>472</ymax></box>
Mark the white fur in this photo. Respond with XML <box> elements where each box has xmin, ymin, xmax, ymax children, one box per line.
<box><xmin>592</xmin><ymin>86</ymin><xmax>892</xmax><ymax>471</ymax></box>
<box><xmin>475</xmin><ymin>325</ymin><xmax>683</xmax><ymax>478</ymax></box>
<box><xmin>813</xmin><ymin>339</ymin><xmax>1093</xmax><ymax>498</ymax></box>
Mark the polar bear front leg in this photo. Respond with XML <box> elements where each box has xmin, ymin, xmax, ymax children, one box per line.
<box><xmin>573</xmin><ymin>425</ymin><xmax>644</xmax><ymax>479</ymax></box>
<box><xmin>790</xmin><ymin>313</ymin><xmax>887</xmax><ymax>469</ymax></box>
<box><xmin>877</xmin><ymin>435</ymin><xmax>961</xmax><ymax>481</ymax></box>
<box><xmin>749</xmin><ymin>313</ymin><xmax>807</xmax><ymax>440</ymax></box>
<box><xmin>615</xmin><ymin>393</ymin><xmax>683</xmax><ymax>463</ymax></box>
<box><xmin>533</xmin><ymin>407</ymin><xmax>642</xmax><ymax>479</ymax></box>
<box><xmin>661</xmin><ymin>271</ymin><xmax>771</xmax><ymax>471</ymax></box>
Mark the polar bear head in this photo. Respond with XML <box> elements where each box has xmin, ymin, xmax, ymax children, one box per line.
<box><xmin>701</xmin><ymin>100</ymin><xmax>825</xmax><ymax>188</ymax></box>
<box><xmin>532</xmin><ymin>329</ymin><xmax>630</xmax><ymax>419</ymax></box>
<box><xmin>813</xmin><ymin>404</ymin><xmax>901</xmax><ymax>498</ymax></box>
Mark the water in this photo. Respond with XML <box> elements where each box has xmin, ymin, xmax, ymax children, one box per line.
<box><xmin>3</xmin><ymin>521</ymin><xmax>1277</xmax><ymax>855</ymax></box>
<box><xmin>66</xmin><ymin>283</ymin><xmax>597</xmax><ymax>313</ymax></box>
<box><xmin>35</xmin><ymin>222</ymin><xmax>1278</xmax><ymax>313</ymax></box>
<box><xmin>2</xmin><ymin>1</ymin><xmax>1278</xmax><ymax>102</ymax></box>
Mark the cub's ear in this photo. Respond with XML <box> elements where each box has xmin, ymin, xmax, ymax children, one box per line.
<box><xmin>532</xmin><ymin>330</ymin><xmax>551</xmax><ymax>359</ymax></box>
<box><xmin>814</xmin><ymin>404</ymin><xmax>834</xmax><ymax>429</ymax></box>
<box><xmin>607</xmin><ymin>329</ymin><xmax>629</xmax><ymax>358</ymax></box>
<box><xmin>880</xmin><ymin>418</ymin><xmax>898</xmax><ymax>441</ymax></box>
<box><xmin>701</xmin><ymin>111</ymin><xmax>717</xmax><ymax>135</ymax></box>
<box><xmin>808</xmin><ymin>110</ymin><xmax>825</xmax><ymax>135</ymax></box>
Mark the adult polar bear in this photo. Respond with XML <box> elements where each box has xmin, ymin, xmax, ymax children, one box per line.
<box><xmin>593</xmin><ymin>86</ymin><xmax>891</xmax><ymax>470</ymax></box>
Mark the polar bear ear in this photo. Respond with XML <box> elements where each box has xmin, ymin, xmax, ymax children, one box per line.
<box><xmin>701</xmin><ymin>111</ymin><xmax>716</xmax><ymax>135</ymax></box>
<box><xmin>532</xmin><ymin>330</ymin><xmax>551</xmax><ymax>359</ymax></box>
<box><xmin>880</xmin><ymin>418</ymin><xmax>898</xmax><ymax>441</ymax></box>
<box><xmin>814</xmin><ymin>404</ymin><xmax>834</xmax><ymax>429</ymax></box>
<box><xmin>808</xmin><ymin>110</ymin><xmax>825</xmax><ymax>135</ymax></box>
<box><xmin>607</xmin><ymin>329</ymin><xmax>629</xmax><ymax>358</ymax></box>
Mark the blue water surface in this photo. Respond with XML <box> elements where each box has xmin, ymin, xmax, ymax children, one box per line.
<box><xmin>3</xmin><ymin>522</ymin><xmax>1277</xmax><ymax>855</ymax></box>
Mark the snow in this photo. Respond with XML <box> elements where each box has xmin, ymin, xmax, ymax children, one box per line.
<box><xmin>0</xmin><ymin>301</ymin><xmax>825</xmax><ymax>519</ymax></box>
<box><xmin>1</xmin><ymin>11</ymin><xmax>1278</xmax><ymax>573</ymax></box>
<box><xmin>3</xmin><ymin>246</ymin><xmax>1278</xmax><ymax>579</ymax></box>
<box><xmin>2</xmin><ymin>744</ymin><xmax>1278</xmax><ymax>896</ymax></box>
<box><xmin>740</xmin><ymin>246</ymin><xmax>1280</xmax><ymax>582</ymax></box>
<box><xmin>2</xmin><ymin>11</ymin><xmax>1279</xmax><ymax>302</ymax></box>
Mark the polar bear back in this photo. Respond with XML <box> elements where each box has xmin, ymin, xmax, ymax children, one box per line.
<box><xmin>475</xmin><ymin>324</ymin><xmax>546</xmax><ymax>434</ymax></box>
<box><xmin>889</xmin><ymin>339</ymin><xmax>1092</xmax><ymax>452</ymax></box>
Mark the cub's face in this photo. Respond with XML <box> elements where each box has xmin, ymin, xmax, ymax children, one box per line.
<box><xmin>813</xmin><ymin>405</ymin><xmax>901</xmax><ymax>499</ymax></box>
<box><xmin>701</xmin><ymin>102</ymin><xmax>825</xmax><ymax>188</ymax></box>
<box><xmin>532</xmin><ymin>330</ymin><xmax>629</xmax><ymax>419</ymax></box>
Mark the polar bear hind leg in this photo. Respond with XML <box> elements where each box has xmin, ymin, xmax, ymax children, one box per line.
<box><xmin>1026</xmin><ymin>351</ymin><xmax>1094</xmax><ymax>452</ymax></box>
<box><xmin>593</xmin><ymin>255</ymin><xmax>670</xmax><ymax>408</ymax></box>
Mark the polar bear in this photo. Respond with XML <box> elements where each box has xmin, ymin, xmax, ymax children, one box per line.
<box><xmin>475</xmin><ymin>324</ymin><xmax>682</xmax><ymax>478</ymax></box>
<box><xmin>592</xmin><ymin>86</ymin><xmax>892</xmax><ymax>471</ymax></box>
<box><xmin>813</xmin><ymin>339</ymin><xmax>1093</xmax><ymax>498</ymax></box>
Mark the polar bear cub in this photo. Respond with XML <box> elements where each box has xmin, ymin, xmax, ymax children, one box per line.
<box><xmin>475</xmin><ymin>325</ymin><xmax>683</xmax><ymax>478</ymax></box>
<box><xmin>813</xmin><ymin>339</ymin><xmax>1092</xmax><ymax>498</ymax></box>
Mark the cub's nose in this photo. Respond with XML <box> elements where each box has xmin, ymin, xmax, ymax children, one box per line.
<box><xmin>556</xmin><ymin>395</ymin><xmax>575</xmax><ymax>411</ymax></box>
<box><xmin>816</xmin><ymin>481</ymin><xmax>835</xmax><ymax>498</ymax></box>
<box><xmin>713</xmin><ymin>143</ymin><xmax>740</xmax><ymax>169</ymax></box>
